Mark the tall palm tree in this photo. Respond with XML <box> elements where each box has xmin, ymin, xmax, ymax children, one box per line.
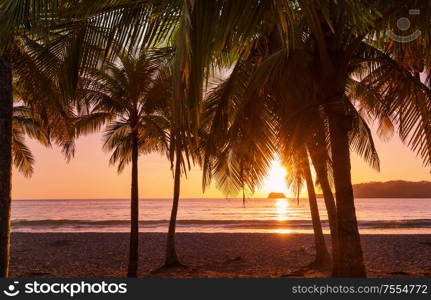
<box><xmin>201</xmin><ymin>20</ymin><xmax>382</xmax><ymax>268</ymax></box>
<box><xmin>202</xmin><ymin>63</ymin><xmax>334</xmax><ymax>268</ymax></box>
<box><xmin>1</xmin><ymin>3</ymin><xmax>56</xmax><ymax>275</ymax></box>
<box><xmin>163</xmin><ymin>146</ymin><xmax>184</xmax><ymax>268</ymax></box>
<box><xmin>301</xmin><ymin>153</ymin><xmax>330</xmax><ymax>268</ymax></box>
<box><xmin>0</xmin><ymin>1</ymin><xmax>76</xmax><ymax>276</ymax></box>
<box><xmin>0</xmin><ymin>52</ymin><xmax>13</xmax><ymax>277</ymax></box>
<box><xmin>287</xmin><ymin>1</ymin><xmax>431</xmax><ymax>276</ymax></box>
<box><xmin>245</xmin><ymin>44</ymin><xmax>382</xmax><ymax>276</ymax></box>
<box><xmin>281</xmin><ymin>142</ymin><xmax>331</xmax><ymax>268</ymax></box>
<box><xmin>0</xmin><ymin>40</ymin><xmax>77</xmax><ymax>277</ymax></box>
<box><xmin>163</xmin><ymin>69</ymin><xmax>201</xmax><ymax>269</ymax></box>
<box><xmin>306</xmin><ymin>117</ymin><xmax>339</xmax><ymax>265</ymax></box>
<box><xmin>76</xmin><ymin>50</ymin><xmax>170</xmax><ymax>277</ymax></box>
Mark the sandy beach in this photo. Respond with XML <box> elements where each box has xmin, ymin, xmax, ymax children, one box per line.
<box><xmin>8</xmin><ymin>233</ymin><xmax>431</xmax><ymax>278</ymax></box>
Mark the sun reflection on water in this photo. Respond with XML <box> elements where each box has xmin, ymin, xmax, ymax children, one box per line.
<box><xmin>274</xmin><ymin>229</ymin><xmax>293</xmax><ymax>234</ymax></box>
<box><xmin>275</xmin><ymin>198</ymin><xmax>289</xmax><ymax>221</ymax></box>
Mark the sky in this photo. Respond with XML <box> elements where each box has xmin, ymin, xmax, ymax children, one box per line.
<box><xmin>12</xmin><ymin>124</ymin><xmax>430</xmax><ymax>200</ymax></box>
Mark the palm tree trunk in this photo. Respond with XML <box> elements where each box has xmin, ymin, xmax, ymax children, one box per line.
<box><xmin>302</xmin><ymin>154</ymin><xmax>330</xmax><ymax>268</ymax></box>
<box><xmin>127</xmin><ymin>133</ymin><xmax>139</xmax><ymax>277</ymax></box>
<box><xmin>308</xmin><ymin>145</ymin><xmax>339</xmax><ymax>270</ymax></box>
<box><xmin>0</xmin><ymin>54</ymin><xmax>13</xmax><ymax>278</ymax></box>
<box><xmin>164</xmin><ymin>149</ymin><xmax>182</xmax><ymax>267</ymax></box>
<box><xmin>328</xmin><ymin>109</ymin><xmax>366</xmax><ymax>277</ymax></box>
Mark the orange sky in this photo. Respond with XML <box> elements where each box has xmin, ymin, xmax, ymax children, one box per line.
<box><xmin>12</xmin><ymin>127</ymin><xmax>430</xmax><ymax>199</ymax></box>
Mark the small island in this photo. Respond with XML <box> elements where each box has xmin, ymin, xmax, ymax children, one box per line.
<box><xmin>267</xmin><ymin>192</ymin><xmax>286</xmax><ymax>199</ymax></box>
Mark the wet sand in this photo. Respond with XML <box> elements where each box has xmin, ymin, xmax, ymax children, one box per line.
<box><xmin>9</xmin><ymin>233</ymin><xmax>431</xmax><ymax>278</ymax></box>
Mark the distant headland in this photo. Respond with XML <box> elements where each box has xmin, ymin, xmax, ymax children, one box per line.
<box><xmin>267</xmin><ymin>192</ymin><xmax>286</xmax><ymax>199</ymax></box>
<box><xmin>352</xmin><ymin>180</ymin><xmax>431</xmax><ymax>198</ymax></box>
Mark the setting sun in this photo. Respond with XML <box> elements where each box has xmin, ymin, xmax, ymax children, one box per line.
<box><xmin>262</xmin><ymin>160</ymin><xmax>291</xmax><ymax>197</ymax></box>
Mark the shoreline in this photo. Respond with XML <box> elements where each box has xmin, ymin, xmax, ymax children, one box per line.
<box><xmin>10</xmin><ymin>232</ymin><xmax>431</xmax><ymax>278</ymax></box>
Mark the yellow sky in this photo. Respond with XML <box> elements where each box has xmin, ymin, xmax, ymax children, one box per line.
<box><xmin>12</xmin><ymin>128</ymin><xmax>430</xmax><ymax>199</ymax></box>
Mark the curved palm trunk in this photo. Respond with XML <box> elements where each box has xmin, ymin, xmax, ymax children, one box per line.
<box><xmin>164</xmin><ymin>150</ymin><xmax>182</xmax><ymax>267</ymax></box>
<box><xmin>328</xmin><ymin>110</ymin><xmax>366</xmax><ymax>277</ymax></box>
<box><xmin>302</xmin><ymin>154</ymin><xmax>330</xmax><ymax>268</ymax></box>
<box><xmin>127</xmin><ymin>134</ymin><xmax>139</xmax><ymax>277</ymax></box>
<box><xmin>0</xmin><ymin>54</ymin><xmax>13</xmax><ymax>278</ymax></box>
<box><xmin>308</xmin><ymin>145</ymin><xmax>339</xmax><ymax>270</ymax></box>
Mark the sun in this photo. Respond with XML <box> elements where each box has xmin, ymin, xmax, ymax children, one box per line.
<box><xmin>262</xmin><ymin>159</ymin><xmax>291</xmax><ymax>197</ymax></box>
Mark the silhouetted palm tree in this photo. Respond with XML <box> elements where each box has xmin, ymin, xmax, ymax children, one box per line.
<box><xmin>12</xmin><ymin>105</ymin><xmax>50</xmax><ymax>177</ymax></box>
<box><xmin>289</xmin><ymin>150</ymin><xmax>331</xmax><ymax>268</ymax></box>
<box><xmin>201</xmin><ymin>29</ymin><xmax>381</xmax><ymax>270</ymax></box>
<box><xmin>0</xmin><ymin>1</ymin><xmax>78</xmax><ymax>276</ymax></box>
<box><xmin>76</xmin><ymin>50</ymin><xmax>170</xmax><ymax>277</ymax></box>
<box><xmin>0</xmin><ymin>52</ymin><xmax>13</xmax><ymax>277</ymax></box>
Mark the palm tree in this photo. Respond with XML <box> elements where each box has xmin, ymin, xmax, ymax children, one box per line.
<box><xmin>12</xmin><ymin>105</ymin><xmax>50</xmax><ymax>177</ymax></box>
<box><xmin>0</xmin><ymin>52</ymin><xmax>13</xmax><ymax>278</ymax></box>
<box><xmin>306</xmin><ymin>118</ymin><xmax>339</xmax><ymax>266</ymax></box>
<box><xmin>1</xmin><ymin>4</ymin><xmax>58</xmax><ymax>275</ymax></box>
<box><xmin>301</xmin><ymin>153</ymin><xmax>330</xmax><ymax>268</ymax></box>
<box><xmin>201</xmin><ymin>18</ymin><xmax>384</xmax><ymax>268</ymax></box>
<box><xmin>163</xmin><ymin>73</ymin><xmax>200</xmax><ymax>269</ymax></box>
<box><xmin>202</xmin><ymin>66</ymin><xmax>334</xmax><ymax>268</ymax></box>
<box><xmin>163</xmin><ymin>146</ymin><xmax>184</xmax><ymax>268</ymax></box>
<box><xmin>247</xmin><ymin>45</ymin><xmax>382</xmax><ymax>276</ymax></box>
<box><xmin>286</xmin><ymin>1</ymin><xmax>429</xmax><ymax>276</ymax></box>
<box><xmin>0</xmin><ymin>41</ymin><xmax>77</xmax><ymax>276</ymax></box>
<box><xmin>76</xmin><ymin>50</ymin><xmax>170</xmax><ymax>277</ymax></box>
<box><xmin>0</xmin><ymin>1</ymin><xmax>76</xmax><ymax>276</ymax></box>
<box><xmin>281</xmin><ymin>142</ymin><xmax>331</xmax><ymax>268</ymax></box>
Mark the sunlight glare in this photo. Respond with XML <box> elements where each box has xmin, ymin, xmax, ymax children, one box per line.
<box><xmin>275</xmin><ymin>198</ymin><xmax>290</xmax><ymax>221</ymax></box>
<box><xmin>274</xmin><ymin>229</ymin><xmax>293</xmax><ymax>234</ymax></box>
<box><xmin>262</xmin><ymin>159</ymin><xmax>291</xmax><ymax>196</ymax></box>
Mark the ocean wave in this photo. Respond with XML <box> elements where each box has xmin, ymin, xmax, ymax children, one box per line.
<box><xmin>11</xmin><ymin>219</ymin><xmax>431</xmax><ymax>229</ymax></box>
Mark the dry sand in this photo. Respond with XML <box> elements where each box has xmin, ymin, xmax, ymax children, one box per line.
<box><xmin>9</xmin><ymin>233</ymin><xmax>431</xmax><ymax>278</ymax></box>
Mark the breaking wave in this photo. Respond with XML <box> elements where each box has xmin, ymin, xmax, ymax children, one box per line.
<box><xmin>12</xmin><ymin>219</ymin><xmax>431</xmax><ymax>230</ymax></box>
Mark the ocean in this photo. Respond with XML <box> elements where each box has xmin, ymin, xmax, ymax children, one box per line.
<box><xmin>11</xmin><ymin>198</ymin><xmax>431</xmax><ymax>234</ymax></box>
